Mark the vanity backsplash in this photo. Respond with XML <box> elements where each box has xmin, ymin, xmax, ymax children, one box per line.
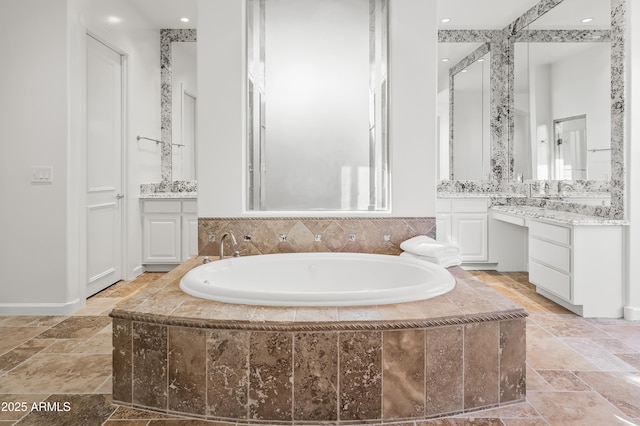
<box><xmin>140</xmin><ymin>180</ymin><xmax>197</xmax><ymax>197</ymax></box>
<box><xmin>438</xmin><ymin>180</ymin><xmax>614</xmax><ymax>219</ymax></box>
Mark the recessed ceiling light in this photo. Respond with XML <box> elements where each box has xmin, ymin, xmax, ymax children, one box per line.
<box><xmin>461</xmin><ymin>69</ymin><xmax>468</xmax><ymax>73</ymax></box>
<box><xmin>440</xmin><ymin>18</ymin><xmax>451</xmax><ymax>23</ymax></box>
<box><xmin>477</xmin><ymin>58</ymin><xmax>485</xmax><ymax>62</ymax></box>
<box><xmin>107</xmin><ymin>16</ymin><xmax>122</xmax><ymax>24</ymax></box>
<box><xmin>181</xmin><ymin>17</ymin><xmax>190</xmax><ymax>23</ymax></box>
<box><xmin>442</xmin><ymin>58</ymin><xmax>449</xmax><ymax>62</ymax></box>
<box><xmin>581</xmin><ymin>17</ymin><xmax>593</xmax><ymax>23</ymax></box>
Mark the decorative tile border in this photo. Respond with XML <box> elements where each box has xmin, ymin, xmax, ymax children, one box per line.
<box><xmin>198</xmin><ymin>217</ymin><xmax>436</xmax><ymax>257</ymax></box>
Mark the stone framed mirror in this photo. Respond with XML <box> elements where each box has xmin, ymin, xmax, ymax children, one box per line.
<box><xmin>160</xmin><ymin>28</ymin><xmax>197</xmax><ymax>185</ymax></box>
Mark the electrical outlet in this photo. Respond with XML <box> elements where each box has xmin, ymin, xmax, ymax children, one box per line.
<box><xmin>31</xmin><ymin>166</ymin><xmax>53</xmax><ymax>183</ymax></box>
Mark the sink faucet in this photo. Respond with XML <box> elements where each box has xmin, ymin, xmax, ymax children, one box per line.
<box><xmin>219</xmin><ymin>231</ymin><xmax>238</xmax><ymax>260</ymax></box>
<box><xmin>558</xmin><ymin>181</ymin><xmax>574</xmax><ymax>193</ymax></box>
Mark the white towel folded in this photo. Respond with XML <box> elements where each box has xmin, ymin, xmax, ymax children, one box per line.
<box><xmin>400</xmin><ymin>235</ymin><xmax>460</xmax><ymax>258</ymax></box>
<box><xmin>400</xmin><ymin>251</ymin><xmax>462</xmax><ymax>268</ymax></box>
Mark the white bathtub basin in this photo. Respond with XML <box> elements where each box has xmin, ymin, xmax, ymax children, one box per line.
<box><xmin>179</xmin><ymin>253</ymin><xmax>455</xmax><ymax>306</ymax></box>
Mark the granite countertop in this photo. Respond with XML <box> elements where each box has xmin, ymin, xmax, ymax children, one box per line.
<box><xmin>110</xmin><ymin>257</ymin><xmax>526</xmax><ymax>331</ymax></box>
<box><xmin>438</xmin><ymin>192</ymin><xmax>527</xmax><ymax>198</ymax></box>
<box><xmin>139</xmin><ymin>192</ymin><xmax>197</xmax><ymax>199</ymax></box>
<box><xmin>491</xmin><ymin>205</ymin><xmax>627</xmax><ymax>226</ymax></box>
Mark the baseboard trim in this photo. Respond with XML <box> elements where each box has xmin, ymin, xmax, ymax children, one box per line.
<box><xmin>0</xmin><ymin>299</ymin><xmax>84</xmax><ymax>316</ymax></box>
<box><xmin>624</xmin><ymin>306</ymin><xmax>640</xmax><ymax>321</ymax></box>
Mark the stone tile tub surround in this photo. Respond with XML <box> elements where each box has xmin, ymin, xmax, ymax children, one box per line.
<box><xmin>110</xmin><ymin>258</ymin><xmax>527</xmax><ymax>424</ymax></box>
<box><xmin>198</xmin><ymin>217</ymin><xmax>436</xmax><ymax>257</ymax></box>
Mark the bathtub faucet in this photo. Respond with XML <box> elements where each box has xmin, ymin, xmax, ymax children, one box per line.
<box><xmin>219</xmin><ymin>231</ymin><xmax>238</xmax><ymax>260</ymax></box>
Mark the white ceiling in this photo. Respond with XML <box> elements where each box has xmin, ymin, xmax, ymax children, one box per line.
<box><xmin>127</xmin><ymin>0</ymin><xmax>197</xmax><ymax>29</ymax></box>
<box><xmin>437</xmin><ymin>0</ymin><xmax>541</xmax><ymax>30</ymax></box>
<box><xmin>124</xmin><ymin>0</ymin><xmax>610</xmax><ymax>94</ymax></box>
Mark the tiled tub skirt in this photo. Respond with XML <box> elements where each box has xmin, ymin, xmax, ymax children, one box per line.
<box><xmin>110</xmin><ymin>260</ymin><xmax>527</xmax><ymax>424</ymax></box>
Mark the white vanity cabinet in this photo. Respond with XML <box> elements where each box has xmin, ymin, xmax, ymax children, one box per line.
<box><xmin>141</xmin><ymin>199</ymin><xmax>198</xmax><ymax>270</ymax></box>
<box><xmin>528</xmin><ymin>218</ymin><xmax>624</xmax><ymax>318</ymax></box>
<box><xmin>491</xmin><ymin>206</ymin><xmax>625</xmax><ymax>318</ymax></box>
<box><xmin>437</xmin><ymin>198</ymin><xmax>489</xmax><ymax>264</ymax></box>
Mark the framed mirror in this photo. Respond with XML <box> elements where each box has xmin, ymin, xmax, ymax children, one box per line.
<box><xmin>246</xmin><ymin>0</ymin><xmax>389</xmax><ymax>211</ymax></box>
<box><xmin>160</xmin><ymin>29</ymin><xmax>197</xmax><ymax>184</ymax></box>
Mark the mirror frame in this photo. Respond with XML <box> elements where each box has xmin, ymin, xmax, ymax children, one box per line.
<box><xmin>160</xmin><ymin>29</ymin><xmax>197</xmax><ymax>186</ymax></box>
<box><xmin>438</xmin><ymin>0</ymin><xmax>626</xmax><ymax>219</ymax></box>
<box><xmin>507</xmin><ymin>0</ymin><xmax>625</xmax><ymax>218</ymax></box>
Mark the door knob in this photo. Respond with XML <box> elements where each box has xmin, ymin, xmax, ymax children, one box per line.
<box><xmin>116</xmin><ymin>194</ymin><xmax>124</xmax><ymax>199</ymax></box>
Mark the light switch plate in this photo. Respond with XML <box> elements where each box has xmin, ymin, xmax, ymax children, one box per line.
<box><xmin>31</xmin><ymin>166</ymin><xmax>53</xmax><ymax>183</ymax></box>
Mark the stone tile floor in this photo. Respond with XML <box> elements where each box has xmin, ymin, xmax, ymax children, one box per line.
<box><xmin>0</xmin><ymin>270</ymin><xmax>639</xmax><ymax>425</ymax></box>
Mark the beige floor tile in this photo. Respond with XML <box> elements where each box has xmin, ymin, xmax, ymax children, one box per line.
<box><xmin>526</xmin><ymin>325</ymin><xmax>599</xmax><ymax>370</ymax></box>
<box><xmin>72</xmin><ymin>297</ymin><xmax>122</xmax><ymax>316</ymax></box>
<box><xmin>0</xmin><ymin>394</ymin><xmax>50</xmax><ymax>421</ymax></box>
<box><xmin>596</xmin><ymin>325</ymin><xmax>640</xmax><ymax>351</ymax></box>
<box><xmin>0</xmin><ymin>327</ymin><xmax>50</xmax><ymax>354</ymax></box>
<box><xmin>561</xmin><ymin>339</ymin><xmax>638</xmax><ymax>371</ymax></box>
<box><xmin>501</xmin><ymin>419</ymin><xmax>549</xmax><ymax>426</ymax></box>
<box><xmin>0</xmin><ymin>353</ymin><xmax>111</xmax><ymax>394</ymax></box>
<box><xmin>36</xmin><ymin>316</ymin><xmax>111</xmax><ymax>340</ymax></box>
<box><xmin>526</xmin><ymin>365</ymin><xmax>553</xmax><ymax>391</ymax></box>
<box><xmin>528</xmin><ymin>314</ymin><xmax>613</xmax><ymax>339</ymax></box>
<box><xmin>590</xmin><ymin>338</ymin><xmax>639</xmax><ymax>355</ymax></box>
<box><xmin>535</xmin><ymin>370</ymin><xmax>591</xmax><ymax>391</ymax></box>
<box><xmin>574</xmin><ymin>371</ymin><xmax>640</xmax><ymax>418</ymax></box>
<box><xmin>462</xmin><ymin>402</ymin><xmax>541</xmax><ymax>419</ymax></box>
<box><xmin>527</xmin><ymin>391</ymin><xmax>634</xmax><ymax>425</ymax></box>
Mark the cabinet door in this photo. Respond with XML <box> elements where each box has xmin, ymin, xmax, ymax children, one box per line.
<box><xmin>182</xmin><ymin>214</ymin><xmax>199</xmax><ymax>261</ymax></box>
<box><xmin>436</xmin><ymin>213</ymin><xmax>452</xmax><ymax>242</ymax></box>
<box><xmin>452</xmin><ymin>214</ymin><xmax>488</xmax><ymax>261</ymax></box>
<box><xmin>142</xmin><ymin>215</ymin><xmax>181</xmax><ymax>263</ymax></box>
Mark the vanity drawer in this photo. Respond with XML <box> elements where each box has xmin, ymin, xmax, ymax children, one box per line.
<box><xmin>142</xmin><ymin>200</ymin><xmax>182</xmax><ymax>213</ymax></box>
<box><xmin>530</xmin><ymin>260</ymin><xmax>571</xmax><ymax>301</ymax></box>
<box><xmin>529</xmin><ymin>237</ymin><xmax>571</xmax><ymax>273</ymax></box>
<box><xmin>452</xmin><ymin>199</ymin><xmax>488</xmax><ymax>213</ymax></box>
<box><xmin>529</xmin><ymin>220</ymin><xmax>571</xmax><ymax>245</ymax></box>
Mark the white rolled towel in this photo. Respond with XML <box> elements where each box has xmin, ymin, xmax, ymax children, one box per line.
<box><xmin>400</xmin><ymin>251</ymin><xmax>462</xmax><ymax>268</ymax></box>
<box><xmin>400</xmin><ymin>235</ymin><xmax>460</xmax><ymax>258</ymax></box>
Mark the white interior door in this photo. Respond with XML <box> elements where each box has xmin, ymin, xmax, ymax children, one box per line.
<box><xmin>86</xmin><ymin>35</ymin><xmax>124</xmax><ymax>297</ymax></box>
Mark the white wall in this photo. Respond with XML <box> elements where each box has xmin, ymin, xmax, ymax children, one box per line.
<box><xmin>626</xmin><ymin>0</ymin><xmax>640</xmax><ymax>321</ymax></box>
<box><xmin>0</xmin><ymin>0</ymin><xmax>160</xmax><ymax>314</ymax></box>
<box><xmin>197</xmin><ymin>0</ymin><xmax>438</xmax><ymax>217</ymax></box>
<box><xmin>0</xmin><ymin>0</ymin><xmax>73</xmax><ymax>313</ymax></box>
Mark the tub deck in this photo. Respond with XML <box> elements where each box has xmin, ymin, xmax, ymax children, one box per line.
<box><xmin>110</xmin><ymin>256</ymin><xmax>527</xmax><ymax>424</ymax></box>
